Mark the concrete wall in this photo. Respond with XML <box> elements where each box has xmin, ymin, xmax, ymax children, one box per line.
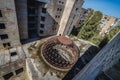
<box><xmin>0</xmin><ymin>0</ymin><xmax>20</xmax><ymax>49</ymax></box>
<box><xmin>73</xmin><ymin>32</ymin><xmax>120</xmax><ymax>80</ymax></box>
<box><xmin>37</xmin><ymin>3</ymin><xmax>55</xmax><ymax>37</ymax></box>
<box><xmin>65</xmin><ymin>0</ymin><xmax>84</xmax><ymax>35</ymax></box>
<box><xmin>57</xmin><ymin>0</ymin><xmax>84</xmax><ymax>36</ymax></box>
<box><xmin>38</xmin><ymin>0</ymin><xmax>67</xmax><ymax>37</ymax></box>
<box><xmin>57</xmin><ymin>0</ymin><xmax>76</xmax><ymax>35</ymax></box>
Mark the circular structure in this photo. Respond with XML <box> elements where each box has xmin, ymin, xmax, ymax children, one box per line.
<box><xmin>41</xmin><ymin>36</ymin><xmax>79</xmax><ymax>71</ymax></box>
<box><xmin>58</xmin><ymin>36</ymin><xmax>72</xmax><ymax>45</ymax></box>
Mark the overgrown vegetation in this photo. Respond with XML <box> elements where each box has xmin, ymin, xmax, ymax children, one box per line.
<box><xmin>77</xmin><ymin>10</ymin><xmax>103</xmax><ymax>40</ymax></box>
<box><xmin>71</xmin><ymin>9</ymin><xmax>120</xmax><ymax>48</ymax></box>
<box><xmin>105</xmin><ymin>26</ymin><xmax>120</xmax><ymax>40</ymax></box>
<box><xmin>98</xmin><ymin>26</ymin><xmax>120</xmax><ymax>48</ymax></box>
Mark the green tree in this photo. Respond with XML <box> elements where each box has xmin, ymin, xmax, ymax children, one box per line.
<box><xmin>77</xmin><ymin>10</ymin><xmax>103</xmax><ymax>40</ymax></box>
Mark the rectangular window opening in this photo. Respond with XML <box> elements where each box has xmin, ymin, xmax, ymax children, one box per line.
<box><xmin>41</xmin><ymin>16</ymin><xmax>45</xmax><ymax>21</ymax></box>
<box><xmin>0</xmin><ymin>23</ymin><xmax>5</xmax><ymax>29</ymax></box>
<box><xmin>42</xmin><ymin>8</ymin><xmax>46</xmax><ymax>13</ymax></box>
<box><xmin>0</xmin><ymin>34</ymin><xmax>8</xmax><ymax>40</ymax></box>
<box><xmin>40</xmin><ymin>24</ymin><xmax>44</xmax><ymax>28</ymax></box>
<box><xmin>3</xmin><ymin>43</ymin><xmax>11</xmax><ymax>48</ymax></box>
<box><xmin>15</xmin><ymin>68</ymin><xmax>24</xmax><ymax>75</ymax></box>
<box><xmin>3</xmin><ymin>72</ymin><xmax>14</xmax><ymax>80</ymax></box>
<box><xmin>40</xmin><ymin>30</ymin><xmax>44</xmax><ymax>34</ymax></box>
<box><xmin>10</xmin><ymin>52</ymin><xmax>17</xmax><ymax>56</ymax></box>
<box><xmin>0</xmin><ymin>10</ymin><xmax>2</xmax><ymax>17</ymax></box>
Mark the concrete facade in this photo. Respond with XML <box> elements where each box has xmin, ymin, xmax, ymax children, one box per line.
<box><xmin>57</xmin><ymin>0</ymin><xmax>84</xmax><ymax>36</ymax></box>
<box><xmin>0</xmin><ymin>46</ymin><xmax>26</xmax><ymax>80</ymax></box>
<box><xmin>0</xmin><ymin>0</ymin><xmax>20</xmax><ymax>49</ymax></box>
<box><xmin>26</xmin><ymin>0</ymin><xmax>66</xmax><ymax>39</ymax></box>
<box><xmin>0</xmin><ymin>0</ymin><xmax>84</xmax><ymax>42</ymax></box>
<box><xmin>37</xmin><ymin>0</ymin><xmax>68</xmax><ymax>37</ymax></box>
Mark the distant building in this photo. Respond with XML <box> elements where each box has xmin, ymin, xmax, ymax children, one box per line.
<box><xmin>0</xmin><ymin>0</ymin><xmax>21</xmax><ymax>49</ymax></box>
<box><xmin>112</xmin><ymin>18</ymin><xmax>120</xmax><ymax>27</ymax></box>
<box><xmin>75</xmin><ymin>8</ymin><xmax>91</xmax><ymax>28</ymax></box>
<box><xmin>99</xmin><ymin>15</ymin><xmax>116</xmax><ymax>37</ymax></box>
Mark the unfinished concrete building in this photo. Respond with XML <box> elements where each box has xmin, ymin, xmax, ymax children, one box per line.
<box><xmin>1</xmin><ymin>0</ymin><xmax>84</xmax><ymax>45</ymax></box>
<box><xmin>57</xmin><ymin>0</ymin><xmax>84</xmax><ymax>36</ymax></box>
<box><xmin>0</xmin><ymin>0</ymin><xmax>21</xmax><ymax>49</ymax></box>
<box><xmin>15</xmin><ymin>0</ymin><xmax>67</xmax><ymax>40</ymax></box>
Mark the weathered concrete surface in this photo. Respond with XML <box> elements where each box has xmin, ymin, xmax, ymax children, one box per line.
<box><xmin>57</xmin><ymin>0</ymin><xmax>84</xmax><ymax>35</ymax></box>
<box><xmin>57</xmin><ymin>0</ymin><xmax>76</xmax><ymax>35</ymax></box>
<box><xmin>73</xmin><ymin>32</ymin><xmax>120</xmax><ymax>80</ymax></box>
<box><xmin>0</xmin><ymin>46</ymin><xmax>26</xmax><ymax>80</ymax></box>
<box><xmin>0</xmin><ymin>0</ymin><xmax>21</xmax><ymax>48</ymax></box>
<box><xmin>0</xmin><ymin>47</ymin><xmax>26</xmax><ymax>66</ymax></box>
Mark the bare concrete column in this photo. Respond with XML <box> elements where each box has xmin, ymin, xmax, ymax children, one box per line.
<box><xmin>57</xmin><ymin>0</ymin><xmax>76</xmax><ymax>36</ymax></box>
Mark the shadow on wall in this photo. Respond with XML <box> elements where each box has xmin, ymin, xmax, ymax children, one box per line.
<box><xmin>95</xmin><ymin>60</ymin><xmax>120</xmax><ymax>80</ymax></box>
<box><xmin>63</xmin><ymin>45</ymin><xmax>100</xmax><ymax>80</ymax></box>
<box><xmin>15</xmin><ymin>0</ymin><xmax>60</xmax><ymax>44</ymax></box>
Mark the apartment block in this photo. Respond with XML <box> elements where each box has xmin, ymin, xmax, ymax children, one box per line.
<box><xmin>0</xmin><ymin>0</ymin><xmax>20</xmax><ymax>49</ymax></box>
<box><xmin>75</xmin><ymin>8</ymin><xmax>90</xmax><ymax>28</ymax></box>
<box><xmin>99</xmin><ymin>15</ymin><xmax>116</xmax><ymax>36</ymax></box>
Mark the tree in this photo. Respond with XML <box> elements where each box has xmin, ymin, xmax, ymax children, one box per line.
<box><xmin>77</xmin><ymin>10</ymin><xmax>103</xmax><ymax>41</ymax></box>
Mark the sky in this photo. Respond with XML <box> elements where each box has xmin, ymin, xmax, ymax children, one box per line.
<box><xmin>83</xmin><ymin>0</ymin><xmax>120</xmax><ymax>18</ymax></box>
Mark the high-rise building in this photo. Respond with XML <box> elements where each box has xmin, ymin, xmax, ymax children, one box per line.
<box><xmin>0</xmin><ymin>0</ymin><xmax>84</xmax><ymax>49</ymax></box>
<box><xmin>15</xmin><ymin>0</ymin><xmax>67</xmax><ymax>40</ymax></box>
<box><xmin>57</xmin><ymin>0</ymin><xmax>84</xmax><ymax>35</ymax></box>
<box><xmin>0</xmin><ymin>0</ymin><xmax>21</xmax><ymax>49</ymax></box>
<box><xmin>77</xmin><ymin>8</ymin><xmax>91</xmax><ymax>27</ymax></box>
<box><xmin>16</xmin><ymin>0</ymin><xmax>84</xmax><ymax>39</ymax></box>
